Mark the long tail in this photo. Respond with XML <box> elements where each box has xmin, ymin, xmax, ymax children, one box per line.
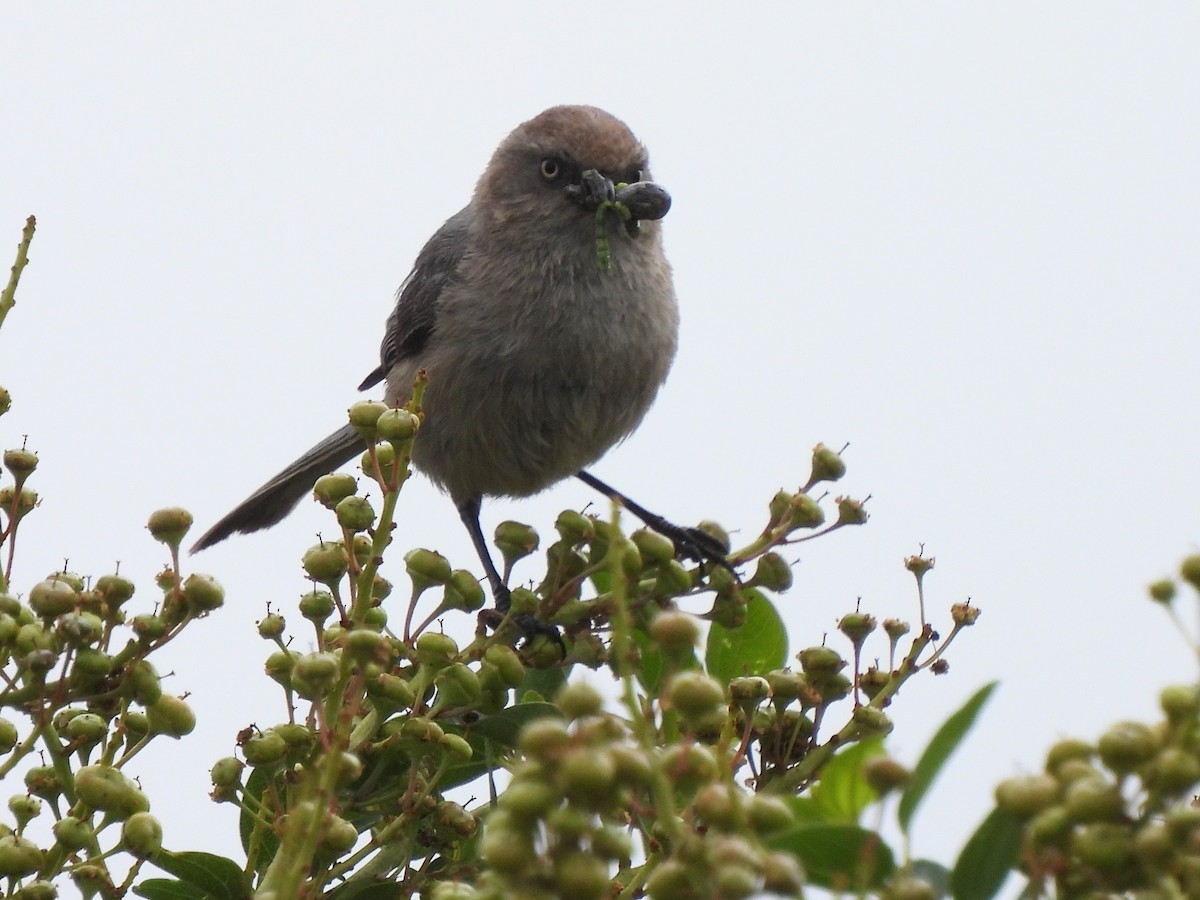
<box><xmin>190</xmin><ymin>424</ymin><xmax>366</xmax><ymax>552</ymax></box>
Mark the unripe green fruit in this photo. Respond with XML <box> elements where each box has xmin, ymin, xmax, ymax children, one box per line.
<box><xmin>668</xmin><ymin>672</ymin><xmax>726</xmax><ymax>717</ymax></box>
<box><xmin>182</xmin><ymin>573</ymin><xmax>224</xmax><ymax>613</ymax></box>
<box><xmin>863</xmin><ymin>756</ymin><xmax>911</xmax><ymax>795</ymax></box>
<box><xmin>810</xmin><ymin>443</ymin><xmax>847</xmax><ymax>483</ymax></box>
<box><xmin>1161</xmin><ymin>684</ymin><xmax>1200</xmax><ymax>722</ymax></box>
<box><xmin>293</xmin><ymin>652</ymin><xmax>340</xmax><ymax>698</ymax></box>
<box><xmin>1028</xmin><ymin>805</ymin><xmax>1072</xmax><ymax>846</ymax></box>
<box><xmin>436</xmin><ymin>663</ymin><xmax>482</xmax><ymax>708</ymax></box>
<box><xmin>1148</xmin><ymin>578</ymin><xmax>1177</xmax><ymax>604</ymax></box>
<box><xmin>838</xmin><ymin>612</ymin><xmax>877</xmax><ymax>646</ymax></box>
<box><xmin>1045</xmin><ymin>738</ymin><xmax>1093</xmax><ymax>775</ymax></box>
<box><xmin>592</xmin><ymin>825</ymin><xmax>633</xmax><ymax>861</ymax></box>
<box><xmin>1150</xmin><ymin>746</ymin><xmax>1200</xmax><ymax>793</ymax></box>
<box><xmin>764</xmin><ymin>670</ymin><xmax>808</xmax><ymax>706</ymax></box>
<box><xmin>126</xmin><ymin>660</ymin><xmax>162</xmax><ymax>705</ymax></box>
<box><xmin>1063</xmin><ymin>776</ymin><xmax>1124</xmax><ymax>822</ymax></box>
<box><xmin>362</xmin><ymin>602</ymin><xmax>388</xmax><ymax>628</ymax></box>
<box><xmin>836</xmin><ymin>496</ymin><xmax>869</xmax><ymax>525</ymax></box>
<box><xmin>415</xmin><ymin>631</ymin><xmax>458</xmax><ymax>666</ymax></box>
<box><xmin>555</xmin><ymin>509</ymin><xmax>596</xmax><ymax>544</ymax></box>
<box><xmin>146</xmin><ymin>695</ymin><xmax>196</xmax><ymax>737</ymax></box>
<box><xmin>342</xmin><ymin>628</ymin><xmax>391</xmax><ymax>664</ymax></box>
<box><xmin>1072</xmin><ymin>822</ymin><xmax>1134</xmax><ymax>871</ymax></box>
<box><xmin>131</xmin><ymin>614</ymin><xmax>167</xmax><ymax>642</ymax></box>
<box><xmin>752</xmin><ymin>552</ymin><xmax>793</xmax><ymax>592</ymax></box>
<box><xmin>1181</xmin><ymin>554</ymin><xmax>1200</xmax><ymax>592</ymax></box>
<box><xmin>146</xmin><ymin>507</ymin><xmax>193</xmax><ymax>548</ymax></box>
<box><xmin>648</xmin><ymin>611</ymin><xmax>700</xmax><ymax>658</ymax></box>
<box><xmin>0</xmin><ymin>487</ymin><xmax>37</xmax><ymax>520</ymax></box>
<box><xmin>298</xmin><ymin>590</ymin><xmax>335</xmax><ymax>624</ymax></box>
<box><xmin>519</xmin><ymin>718</ymin><xmax>571</xmax><ymax>760</ymax></box>
<box><xmin>29</xmin><ymin>577</ymin><xmax>78</xmax><ymax>618</ymax></box>
<box><xmin>211</xmin><ymin>757</ymin><xmax>244</xmax><ymax>788</ymax></box>
<box><xmin>556</xmin><ymin>681</ymin><xmax>604</xmax><ymax>720</ymax></box>
<box><xmin>257</xmin><ymin>613</ymin><xmax>285</xmax><ymax>639</ymax></box>
<box><xmin>56</xmin><ymin>612</ymin><xmax>103</xmax><ymax>646</ymax></box>
<box><xmin>314</xmin><ymin>473</ymin><xmax>357</xmax><ymax>509</ymax></box>
<box><xmin>1134</xmin><ymin>820</ymin><xmax>1173</xmax><ymax>865</ymax></box>
<box><xmin>0</xmin><ymin>834</ymin><xmax>42</xmax><ymax>877</ymax></box>
<box><xmin>15</xmin><ymin>879</ymin><xmax>56</xmax><ymax>900</ymax></box>
<box><xmin>661</xmin><ymin>743</ymin><xmax>719</xmax><ymax>792</ymax></box>
<box><xmin>121</xmin><ymin>812</ymin><xmax>163</xmax><ymax>858</ymax></box>
<box><xmin>8</xmin><ymin>795</ymin><xmax>41</xmax><ymax>828</ymax></box>
<box><xmin>264</xmin><ymin>649</ymin><xmax>298</xmax><ymax>688</ymax></box>
<box><xmin>53</xmin><ymin>816</ymin><xmax>92</xmax><ymax>851</ymax></box>
<box><xmin>0</xmin><ymin>718</ymin><xmax>16</xmax><ymax>752</ymax></box>
<box><xmin>645</xmin><ymin>859</ymin><xmax>691</xmax><ymax>898</ymax></box>
<box><xmin>368</xmin><ymin>672</ymin><xmax>416</xmax><ymax>708</ymax></box>
<box><xmin>2</xmin><ymin>448</ymin><xmax>37</xmax><ymax>478</ymax></box>
<box><xmin>442</xmin><ymin>733</ymin><xmax>472</xmax><ymax>759</ymax></box>
<box><xmin>376</xmin><ymin>408</ymin><xmax>419</xmax><ymax>442</ymax></box>
<box><xmin>303</xmin><ymin>542</ymin><xmax>350</xmax><ymax>584</ymax></box>
<box><xmin>75</xmin><ymin>764</ymin><xmax>150</xmax><ymax>817</ymax></box>
<box><xmin>852</xmin><ymin>705</ymin><xmax>893</xmax><ymax>737</ymax></box>
<box><xmin>500</xmin><ymin>779</ymin><xmax>561</xmax><ymax>823</ymax></box>
<box><xmin>730</xmin><ymin>676</ymin><xmax>771</xmax><ymax>706</ymax></box>
<box><xmin>348</xmin><ymin>400</ymin><xmax>389</xmax><ymax>438</ymax></box>
<box><xmin>404</xmin><ymin>549</ymin><xmax>452</xmax><ymax>595</ymax></box>
<box><xmin>242</xmin><ymin>730</ymin><xmax>288</xmax><ymax>767</ymax></box>
<box><xmin>1098</xmin><ymin>721</ymin><xmax>1160</xmax><ymax>774</ymax></box>
<box><xmin>786</xmin><ymin>492</ymin><xmax>825</xmax><ymax>529</ymax></box>
<box><xmin>654</xmin><ymin>559</ymin><xmax>694</xmax><ymax>596</ymax></box>
<box><xmin>66</xmin><ymin>713</ymin><xmax>108</xmax><ymax>746</ymax></box>
<box><xmin>559</xmin><ymin>749</ymin><xmax>617</xmax><ymax>810</ymax></box>
<box><xmin>748</xmin><ymin>794</ymin><xmax>795</xmax><ymax>834</ymax></box>
<box><xmin>883</xmin><ymin>618</ymin><xmax>911</xmax><ymax>640</ymax></box>
<box><xmin>494</xmin><ymin>521</ymin><xmax>539</xmax><ymax>566</ymax></box>
<box><xmin>554</xmin><ymin>851</ymin><xmax>610</xmax><ymax>899</ymax></box>
<box><xmin>484</xmin><ymin>644</ymin><xmax>525</xmax><ymax>687</ymax></box>
<box><xmin>430</xmin><ymin>885</ymin><xmax>476</xmax><ymax>900</ymax></box>
<box><xmin>94</xmin><ymin>574</ymin><xmax>135</xmax><ymax>609</ymax></box>
<box><xmin>798</xmin><ymin>645</ymin><xmax>845</xmax><ymax>677</ymax></box>
<box><xmin>443</xmin><ymin>569</ymin><xmax>485</xmax><ymax>612</ymax></box>
<box><xmin>631</xmin><ymin>528</ymin><xmax>675</xmax><ymax>565</ymax></box>
<box><xmin>0</xmin><ymin>388</ymin><xmax>8</xmax><ymax>416</ymax></box>
<box><xmin>762</xmin><ymin>851</ymin><xmax>805</xmax><ymax>894</ymax></box>
<box><xmin>320</xmin><ymin>814</ymin><xmax>358</xmax><ymax>854</ymax></box>
<box><xmin>335</xmin><ymin>495</ymin><xmax>375</xmax><ymax>532</ymax></box>
<box><xmin>693</xmin><ymin>783</ymin><xmax>737</xmax><ymax>829</ymax></box>
<box><xmin>882</xmin><ymin>874</ymin><xmax>936</xmax><ymax>900</ymax></box>
<box><xmin>994</xmin><ymin>774</ymin><xmax>1060</xmax><ymax>819</ymax></box>
<box><xmin>480</xmin><ymin>815</ymin><xmax>535</xmax><ymax>874</ymax></box>
<box><xmin>609</xmin><ymin>744</ymin><xmax>654</xmax><ymax>788</ymax></box>
<box><xmin>25</xmin><ymin>766</ymin><xmax>62</xmax><ymax>801</ymax></box>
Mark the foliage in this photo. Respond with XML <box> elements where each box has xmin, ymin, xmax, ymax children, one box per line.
<box><xmin>0</xmin><ymin>219</ymin><xmax>998</xmax><ymax>899</ymax></box>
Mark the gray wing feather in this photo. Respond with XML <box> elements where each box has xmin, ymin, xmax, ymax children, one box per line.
<box><xmin>192</xmin><ymin>208</ymin><xmax>472</xmax><ymax>553</ymax></box>
<box><xmin>190</xmin><ymin>424</ymin><xmax>365</xmax><ymax>551</ymax></box>
<box><xmin>358</xmin><ymin>206</ymin><xmax>472</xmax><ymax>390</ymax></box>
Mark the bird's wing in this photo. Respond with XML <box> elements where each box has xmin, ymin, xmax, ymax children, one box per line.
<box><xmin>357</xmin><ymin>206</ymin><xmax>473</xmax><ymax>391</ymax></box>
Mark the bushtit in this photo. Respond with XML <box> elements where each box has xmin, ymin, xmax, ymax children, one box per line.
<box><xmin>192</xmin><ymin>105</ymin><xmax>723</xmax><ymax>608</ymax></box>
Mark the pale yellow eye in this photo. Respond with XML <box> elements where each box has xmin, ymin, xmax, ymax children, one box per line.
<box><xmin>539</xmin><ymin>158</ymin><xmax>561</xmax><ymax>180</ymax></box>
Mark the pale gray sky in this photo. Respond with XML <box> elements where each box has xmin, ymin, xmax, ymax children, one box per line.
<box><xmin>5</xmin><ymin>4</ymin><xmax>1199</xmax><ymax>890</ymax></box>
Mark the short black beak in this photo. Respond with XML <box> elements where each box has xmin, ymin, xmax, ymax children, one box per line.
<box><xmin>566</xmin><ymin>169</ymin><xmax>616</xmax><ymax>211</ymax></box>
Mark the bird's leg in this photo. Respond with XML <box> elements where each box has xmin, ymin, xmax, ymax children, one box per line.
<box><xmin>455</xmin><ymin>494</ymin><xmax>511</xmax><ymax>611</ymax></box>
<box><xmin>575</xmin><ymin>470</ymin><xmax>734</xmax><ymax>571</ymax></box>
<box><xmin>457</xmin><ymin>494</ymin><xmax>562</xmax><ymax>650</ymax></box>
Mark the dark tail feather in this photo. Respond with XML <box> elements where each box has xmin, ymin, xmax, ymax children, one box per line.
<box><xmin>190</xmin><ymin>424</ymin><xmax>366</xmax><ymax>552</ymax></box>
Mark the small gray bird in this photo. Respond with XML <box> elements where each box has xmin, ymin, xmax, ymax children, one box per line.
<box><xmin>192</xmin><ymin>105</ymin><xmax>721</xmax><ymax>607</ymax></box>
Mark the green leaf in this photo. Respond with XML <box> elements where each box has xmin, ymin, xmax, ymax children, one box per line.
<box><xmin>632</xmin><ymin>624</ymin><xmax>698</xmax><ymax>694</ymax></box>
<box><xmin>470</xmin><ymin>702</ymin><xmax>561</xmax><ymax>747</ymax></box>
<box><xmin>898</xmin><ymin>681</ymin><xmax>998</xmax><ymax>834</ymax></box>
<box><xmin>134</xmin><ymin>880</ymin><xmax>209</xmax><ymax>900</ymax></box>
<box><xmin>239</xmin><ymin>767</ymin><xmax>280</xmax><ymax>866</ymax></box>
<box><xmin>706</xmin><ymin>588</ymin><xmax>788</xmax><ymax>682</ymax></box>
<box><xmin>150</xmin><ymin>852</ymin><xmax>250</xmax><ymax>900</ymax></box>
<box><xmin>950</xmin><ymin>807</ymin><xmax>1022</xmax><ymax>900</ymax></box>
<box><xmin>517</xmin><ymin>665</ymin><xmax>568</xmax><ymax>702</ymax></box>
<box><xmin>808</xmin><ymin>736</ymin><xmax>885</xmax><ymax>824</ymax></box>
<box><xmin>767</xmin><ymin>823</ymin><xmax>896</xmax><ymax>889</ymax></box>
<box><xmin>910</xmin><ymin>858</ymin><xmax>952</xmax><ymax>899</ymax></box>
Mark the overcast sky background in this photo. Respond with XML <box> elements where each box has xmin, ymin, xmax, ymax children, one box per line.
<box><xmin>5</xmin><ymin>5</ymin><xmax>1199</xmax><ymax>894</ymax></box>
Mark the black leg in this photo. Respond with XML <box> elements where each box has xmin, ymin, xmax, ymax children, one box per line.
<box><xmin>455</xmin><ymin>494</ymin><xmax>511</xmax><ymax>612</ymax></box>
<box><xmin>575</xmin><ymin>470</ymin><xmax>733</xmax><ymax>569</ymax></box>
